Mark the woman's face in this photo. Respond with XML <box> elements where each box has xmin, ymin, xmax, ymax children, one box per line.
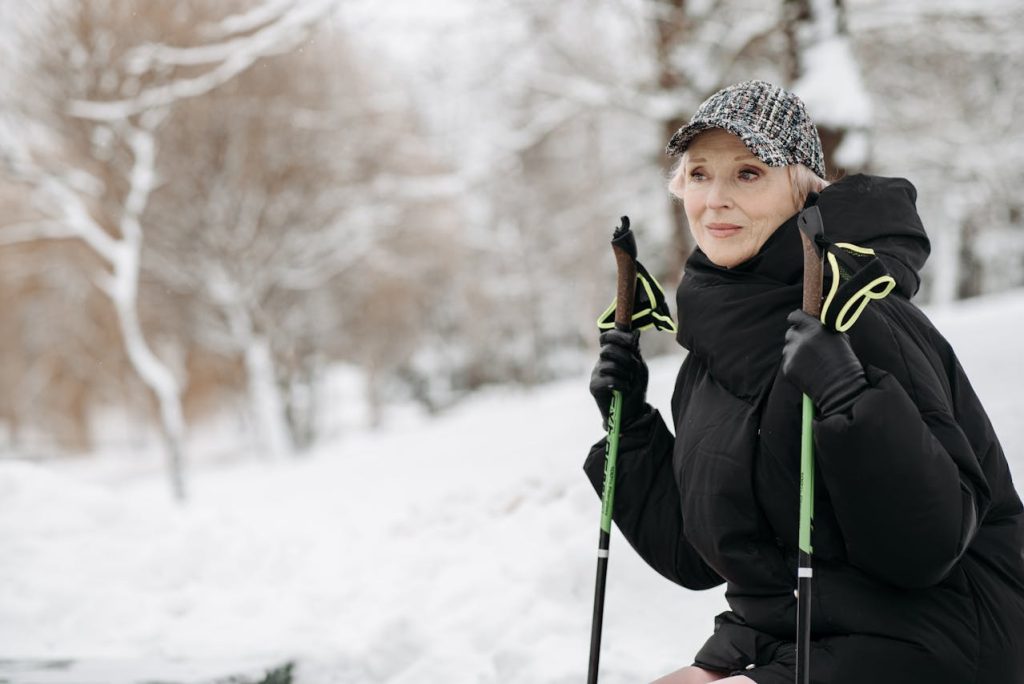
<box><xmin>677</xmin><ymin>129</ymin><xmax>798</xmax><ymax>268</ymax></box>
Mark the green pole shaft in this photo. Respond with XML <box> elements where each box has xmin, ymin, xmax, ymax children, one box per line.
<box><xmin>601</xmin><ymin>391</ymin><xmax>623</xmax><ymax>533</ymax></box>
<box><xmin>796</xmin><ymin>394</ymin><xmax>815</xmax><ymax>684</ymax></box>
<box><xmin>799</xmin><ymin>394</ymin><xmax>815</xmax><ymax>553</ymax></box>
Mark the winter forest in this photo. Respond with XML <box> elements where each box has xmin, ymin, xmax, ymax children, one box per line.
<box><xmin>0</xmin><ymin>1</ymin><xmax>1022</xmax><ymax>683</ymax></box>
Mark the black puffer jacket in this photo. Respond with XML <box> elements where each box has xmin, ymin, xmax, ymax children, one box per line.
<box><xmin>585</xmin><ymin>175</ymin><xmax>1024</xmax><ymax>684</ymax></box>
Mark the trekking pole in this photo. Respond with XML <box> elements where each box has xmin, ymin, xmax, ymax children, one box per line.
<box><xmin>796</xmin><ymin>206</ymin><xmax>824</xmax><ymax>684</ymax></box>
<box><xmin>587</xmin><ymin>216</ymin><xmax>637</xmax><ymax>684</ymax></box>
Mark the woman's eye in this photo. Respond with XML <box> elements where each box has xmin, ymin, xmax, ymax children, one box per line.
<box><xmin>739</xmin><ymin>168</ymin><xmax>761</xmax><ymax>180</ymax></box>
<box><xmin>689</xmin><ymin>170</ymin><xmax>706</xmax><ymax>181</ymax></box>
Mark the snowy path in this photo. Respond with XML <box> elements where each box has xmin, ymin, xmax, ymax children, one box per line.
<box><xmin>0</xmin><ymin>291</ymin><xmax>1021</xmax><ymax>683</ymax></box>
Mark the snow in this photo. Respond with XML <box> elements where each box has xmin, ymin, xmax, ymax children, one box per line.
<box><xmin>1</xmin><ymin>290</ymin><xmax>1023</xmax><ymax>683</ymax></box>
<box><xmin>793</xmin><ymin>36</ymin><xmax>873</xmax><ymax>131</ymax></box>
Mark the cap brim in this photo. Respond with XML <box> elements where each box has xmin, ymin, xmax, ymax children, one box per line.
<box><xmin>665</xmin><ymin>119</ymin><xmax>788</xmax><ymax>167</ymax></box>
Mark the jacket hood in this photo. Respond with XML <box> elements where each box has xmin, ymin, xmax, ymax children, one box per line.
<box><xmin>815</xmin><ymin>174</ymin><xmax>931</xmax><ymax>298</ymax></box>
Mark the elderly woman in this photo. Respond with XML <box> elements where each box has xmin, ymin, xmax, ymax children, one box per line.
<box><xmin>587</xmin><ymin>81</ymin><xmax>1024</xmax><ymax>684</ymax></box>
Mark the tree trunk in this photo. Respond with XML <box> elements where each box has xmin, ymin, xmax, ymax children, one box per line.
<box><xmin>929</xmin><ymin>195</ymin><xmax>964</xmax><ymax>307</ymax></box>
<box><xmin>112</xmin><ymin>283</ymin><xmax>188</xmax><ymax>501</ymax></box>
<box><xmin>243</xmin><ymin>335</ymin><xmax>294</xmax><ymax>460</ymax></box>
<box><xmin>786</xmin><ymin>0</ymin><xmax>859</xmax><ymax>177</ymax></box>
<box><xmin>783</xmin><ymin>0</ymin><xmax>813</xmax><ymax>83</ymax></box>
<box><xmin>111</xmin><ymin>124</ymin><xmax>188</xmax><ymax>502</ymax></box>
<box><xmin>956</xmin><ymin>220</ymin><xmax>984</xmax><ymax>299</ymax></box>
<box><xmin>653</xmin><ymin>0</ymin><xmax>694</xmax><ymax>289</ymax></box>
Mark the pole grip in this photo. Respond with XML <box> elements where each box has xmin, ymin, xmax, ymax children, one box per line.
<box><xmin>611</xmin><ymin>217</ymin><xmax>637</xmax><ymax>331</ymax></box>
<box><xmin>798</xmin><ymin>206</ymin><xmax>824</xmax><ymax>316</ymax></box>
<box><xmin>801</xmin><ymin>232</ymin><xmax>822</xmax><ymax>317</ymax></box>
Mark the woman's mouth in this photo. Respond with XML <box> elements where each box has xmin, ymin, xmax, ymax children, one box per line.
<box><xmin>705</xmin><ymin>223</ymin><xmax>742</xmax><ymax>238</ymax></box>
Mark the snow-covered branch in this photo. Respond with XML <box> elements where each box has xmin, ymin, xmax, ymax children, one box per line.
<box><xmin>120</xmin><ymin>123</ymin><xmax>159</xmax><ymax>241</ymax></box>
<box><xmin>199</xmin><ymin>0</ymin><xmax>295</xmax><ymax>40</ymax></box>
<box><xmin>35</xmin><ymin>177</ymin><xmax>122</xmax><ymax>264</ymax></box>
<box><xmin>0</xmin><ymin>219</ymin><xmax>78</xmax><ymax>246</ymax></box>
<box><xmin>70</xmin><ymin>0</ymin><xmax>341</xmax><ymax>121</ymax></box>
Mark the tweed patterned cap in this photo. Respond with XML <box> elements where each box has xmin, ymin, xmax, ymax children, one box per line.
<box><xmin>665</xmin><ymin>80</ymin><xmax>825</xmax><ymax>179</ymax></box>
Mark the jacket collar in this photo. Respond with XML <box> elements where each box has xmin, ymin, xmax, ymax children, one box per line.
<box><xmin>676</xmin><ymin>213</ymin><xmax>803</xmax><ymax>401</ymax></box>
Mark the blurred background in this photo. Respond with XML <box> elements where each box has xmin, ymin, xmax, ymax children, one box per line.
<box><xmin>1</xmin><ymin>0</ymin><xmax>1022</xmax><ymax>481</ymax></box>
<box><xmin>0</xmin><ymin>1</ymin><xmax>1021</xmax><ymax>682</ymax></box>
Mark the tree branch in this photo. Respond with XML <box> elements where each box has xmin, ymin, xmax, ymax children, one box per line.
<box><xmin>0</xmin><ymin>220</ymin><xmax>78</xmax><ymax>246</ymax></box>
<box><xmin>70</xmin><ymin>0</ymin><xmax>341</xmax><ymax>121</ymax></box>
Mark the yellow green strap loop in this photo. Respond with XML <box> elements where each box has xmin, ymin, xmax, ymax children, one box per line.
<box><xmin>819</xmin><ymin>243</ymin><xmax>897</xmax><ymax>332</ymax></box>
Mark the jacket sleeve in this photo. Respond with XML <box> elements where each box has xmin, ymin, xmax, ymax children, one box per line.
<box><xmin>583</xmin><ymin>409</ymin><xmax>723</xmax><ymax>590</ymax></box>
<box><xmin>812</xmin><ymin>302</ymin><xmax>991</xmax><ymax>588</ymax></box>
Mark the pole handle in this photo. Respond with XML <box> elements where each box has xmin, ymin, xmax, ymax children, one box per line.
<box><xmin>798</xmin><ymin>206</ymin><xmax>824</xmax><ymax>315</ymax></box>
<box><xmin>611</xmin><ymin>217</ymin><xmax>637</xmax><ymax>331</ymax></box>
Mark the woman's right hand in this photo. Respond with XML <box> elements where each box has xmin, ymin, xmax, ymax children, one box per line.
<box><xmin>589</xmin><ymin>328</ymin><xmax>649</xmax><ymax>430</ymax></box>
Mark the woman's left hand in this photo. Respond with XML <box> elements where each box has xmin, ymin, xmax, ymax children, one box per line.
<box><xmin>782</xmin><ymin>310</ymin><xmax>868</xmax><ymax>415</ymax></box>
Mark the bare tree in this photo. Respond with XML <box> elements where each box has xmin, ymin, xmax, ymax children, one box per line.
<box><xmin>0</xmin><ymin>0</ymin><xmax>346</xmax><ymax>496</ymax></box>
<box><xmin>142</xmin><ymin>32</ymin><xmax>440</xmax><ymax>453</ymax></box>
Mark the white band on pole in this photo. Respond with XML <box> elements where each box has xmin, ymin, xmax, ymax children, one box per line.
<box><xmin>597</xmin><ymin>549</ymin><xmax>609</xmax><ymax>558</ymax></box>
<box><xmin>798</xmin><ymin>567</ymin><xmax>813</xmax><ymax>578</ymax></box>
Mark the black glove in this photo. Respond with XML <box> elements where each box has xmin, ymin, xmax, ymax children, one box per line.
<box><xmin>590</xmin><ymin>328</ymin><xmax>650</xmax><ymax>430</ymax></box>
<box><xmin>782</xmin><ymin>310</ymin><xmax>868</xmax><ymax>416</ymax></box>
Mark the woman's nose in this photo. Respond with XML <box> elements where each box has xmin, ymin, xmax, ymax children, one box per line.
<box><xmin>706</xmin><ymin>178</ymin><xmax>733</xmax><ymax>209</ymax></box>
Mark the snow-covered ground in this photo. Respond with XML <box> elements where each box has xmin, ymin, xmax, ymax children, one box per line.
<box><xmin>1</xmin><ymin>291</ymin><xmax>1022</xmax><ymax>684</ymax></box>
